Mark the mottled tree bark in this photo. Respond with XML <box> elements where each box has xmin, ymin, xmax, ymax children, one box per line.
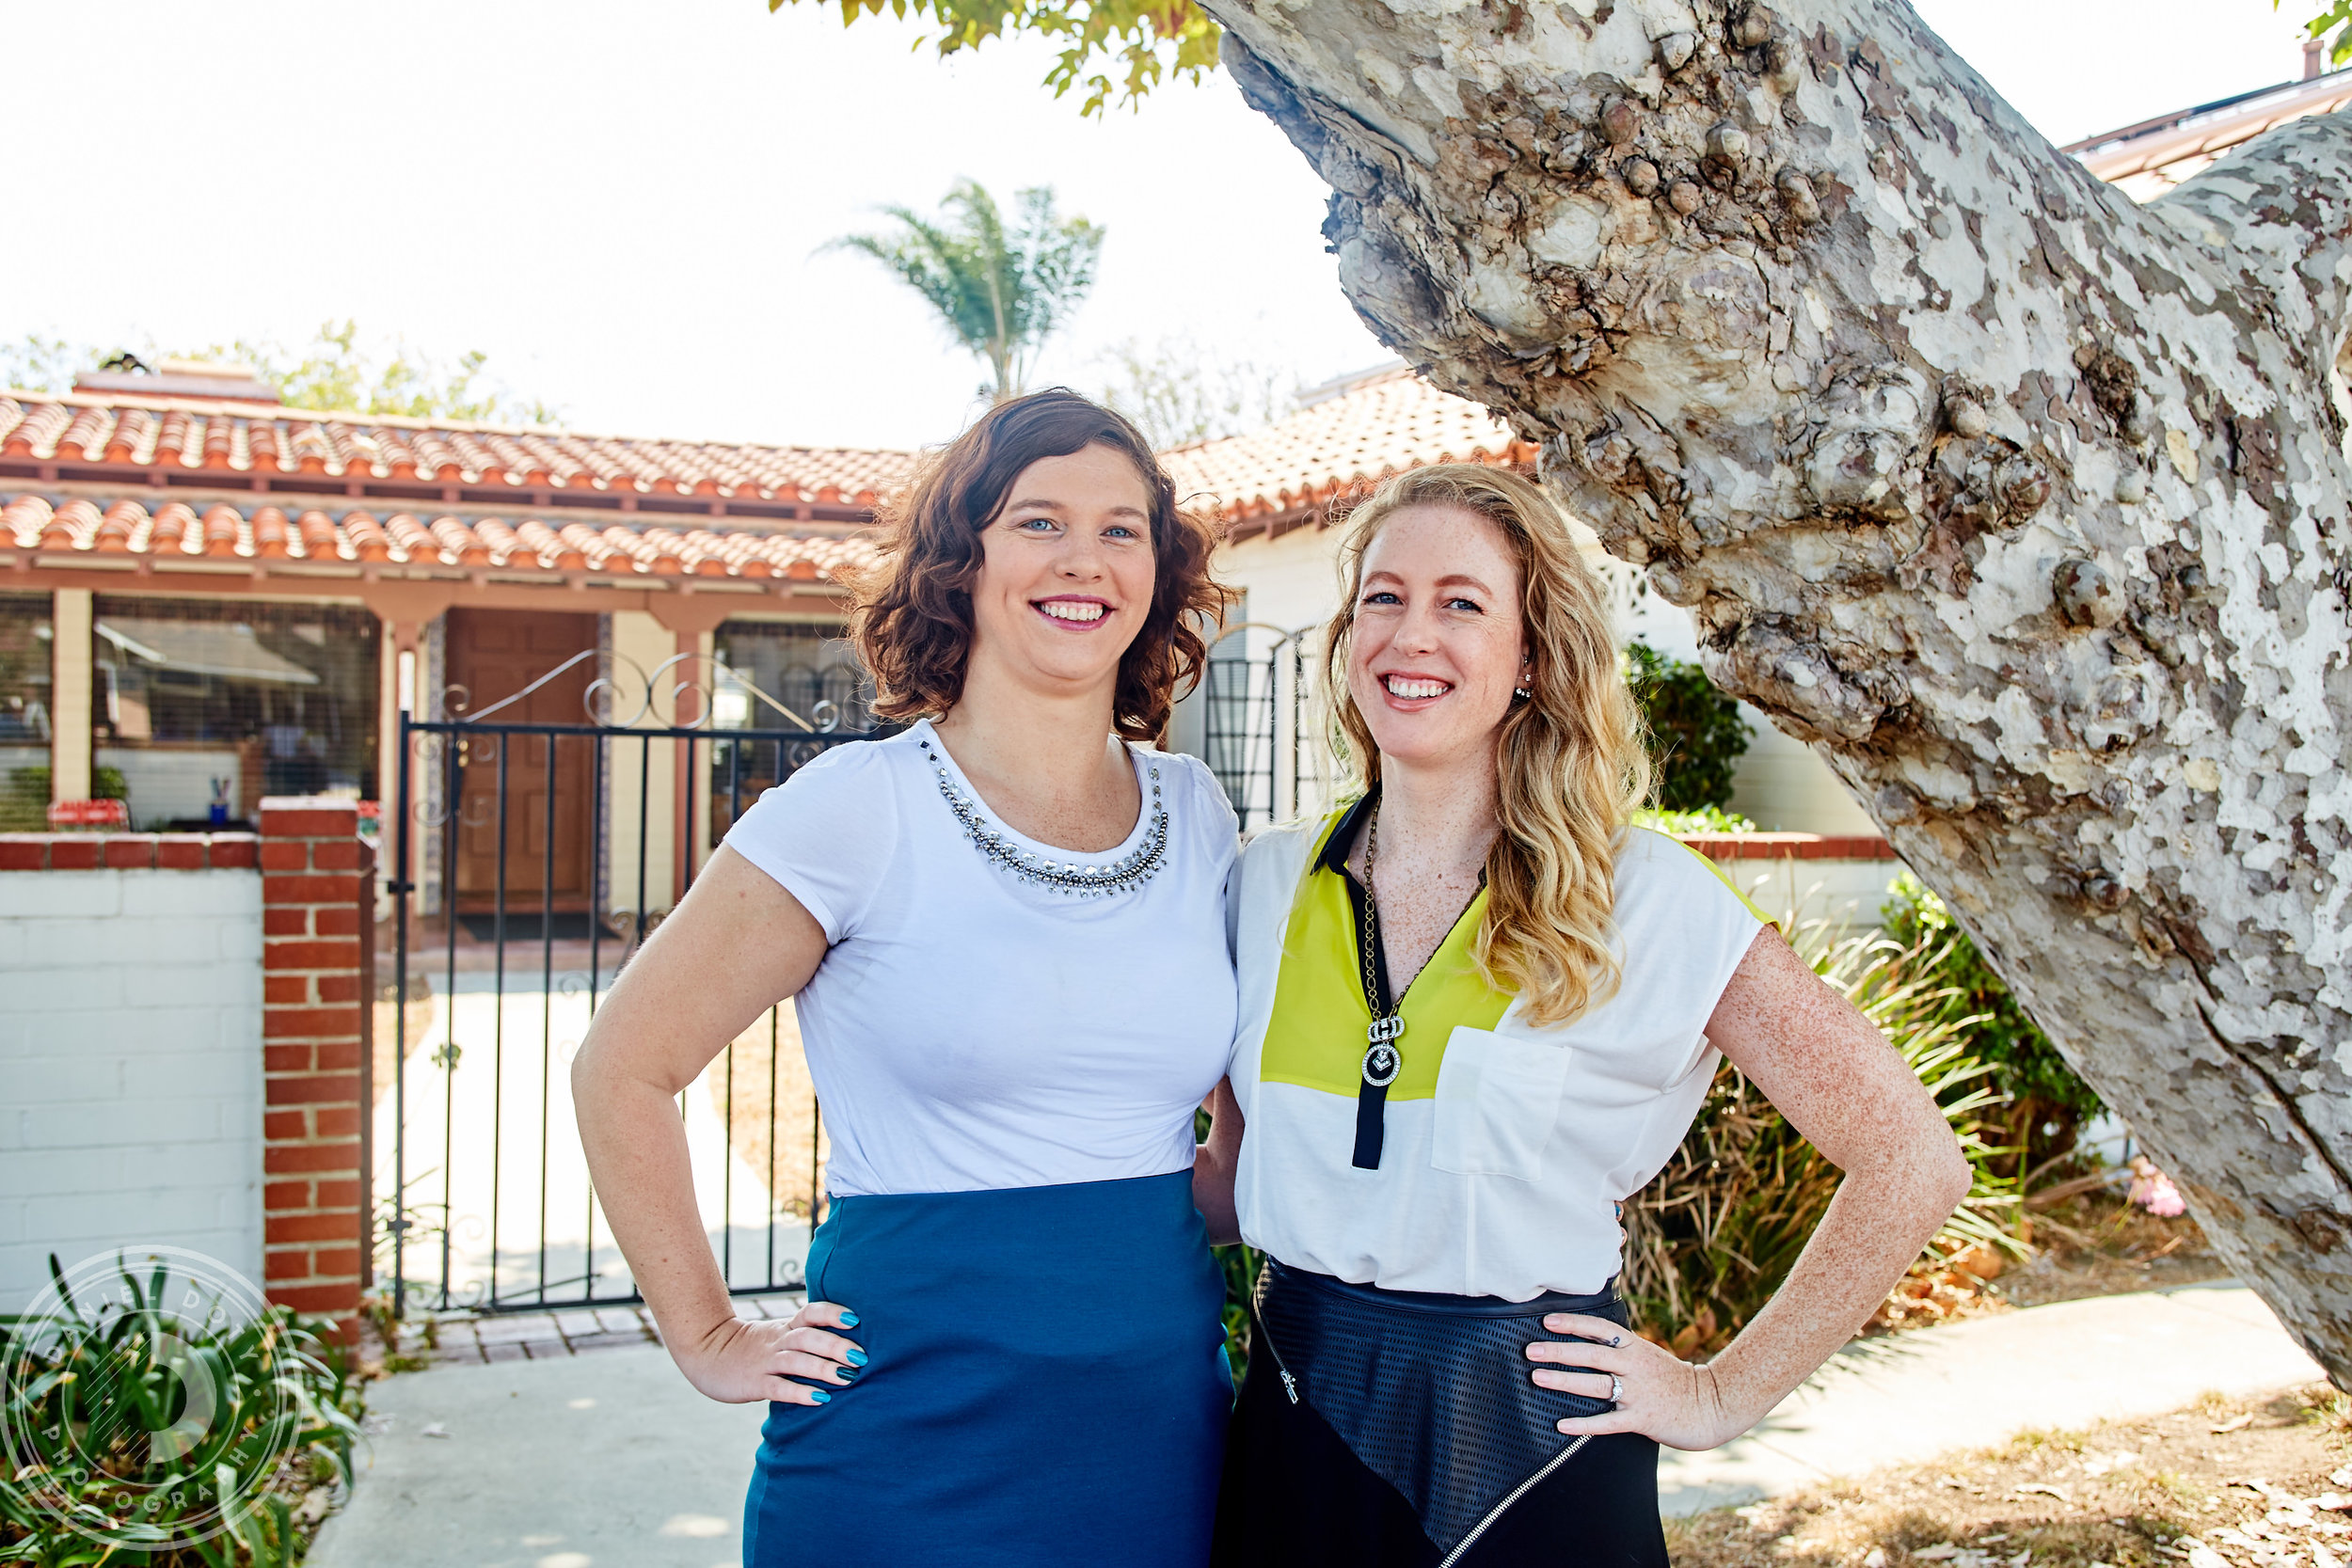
<box><xmin>1205</xmin><ymin>0</ymin><xmax>2352</xmax><ymax>1381</ymax></box>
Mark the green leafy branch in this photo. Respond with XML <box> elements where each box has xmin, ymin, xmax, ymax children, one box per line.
<box><xmin>2280</xmin><ymin>1</ymin><xmax>2352</xmax><ymax>66</ymax></box>
<box><xmin>771</xmin><ymin>0</ymin><xmax>1217</xmax><ymax>116</ymax></box>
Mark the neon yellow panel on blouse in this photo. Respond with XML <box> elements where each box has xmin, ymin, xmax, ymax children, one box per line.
<box><xmin>1257</xmin><ymin>806</ymin><xmax>1512</xmax><ymax>1101</ymax></box>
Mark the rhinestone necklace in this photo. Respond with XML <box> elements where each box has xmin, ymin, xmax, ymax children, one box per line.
<box><xmin>917</xmin><ymin>732</ymin><xmax>1169</xmax><ymax>898</ymax></box>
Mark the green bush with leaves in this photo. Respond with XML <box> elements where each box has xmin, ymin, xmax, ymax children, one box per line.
<box><xmin>1881</xmin><ymin>872</ymin><xmax>2102</xmax><ymax>1180</ymax></box>
<box><xmin>1619</xmin><ymin>917</ymin><xmax>2021</xmax><ymax>1354</ymax></box>
<box><xmin>0</xmin><ymin>769</ymin><xmax>47</xmax><ymax>833</ymax></box>
<box><xmin>0</xmin><ymin>1254</ymin><xmax>363</xmax><ymax>1567</ymax></box>
<box><xmin>0</xmin><ymin>768</ymin><xmax>128</xmax><ymax>832</ymax></box>
<box><xmin>1211</xmin><ymin>1241</ymin><xmax>1264</xmax><ymax>1391</ymax></box>
<box><xmin>1632</xmin><ymin>805</ymin><xmax>1755</xmax><ymax>835</ymax></box>
<box><xmin>1624</xmin><ymin>641</ymin><xmax>1753</xmax><ymax>813</ymax></box>
<box><xmin>774</xmin><ymin>0</ymin><xmax>1218</xmax><ymax>115</ymax></box>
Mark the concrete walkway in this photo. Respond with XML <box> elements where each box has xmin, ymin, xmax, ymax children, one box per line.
<box><xmin>308</xmin><ymin>1341</ymin><xmax>768</xmax><ymax>1568</ymax></box>
<box><xmin>1656</xmin><ymin>1281</ymin><xmax>2326</xmax><ymax>1514</ymax></box>
<box><xmin>310</xmin><ymin>1282</ymin><xmax>2326</xmax><ymax>1567</ymax></box>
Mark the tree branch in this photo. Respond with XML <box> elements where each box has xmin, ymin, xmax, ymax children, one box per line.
<box><xmin>1205</xmin><ymin>0</ymin><xmax>2352</xmax><ymax>1385</ymax></box>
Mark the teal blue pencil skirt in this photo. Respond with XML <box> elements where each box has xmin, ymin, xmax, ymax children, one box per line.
<box><xmin>742</xmin><ymin>1169</ymin><xmax>1232</xmax><ymax>1567</ymax></box>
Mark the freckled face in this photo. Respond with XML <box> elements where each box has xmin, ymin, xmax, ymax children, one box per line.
<box><xmin>1344</xmin><ymin>503</ymin><xmax>1528</xmax><ymax>769</ymax></box>
<box><xmin>966</xmin><ymin>442</ymin><xmax>1158</xmax><ymax>694</ymax></box>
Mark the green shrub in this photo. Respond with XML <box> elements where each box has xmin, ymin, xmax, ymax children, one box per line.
<box><xmin>1625</xmin><ymin>641</ymin><xmax>1752</xmax><ymax>812</ymax></box>
<box><xmin>1881</xmin><ymin>872</ymin><xmax>2102</xmax><ymax>1180</ymax></box>
<box><xmin>0</xmin><ymin>768</ymin><xmax>45</xmax><ymax>832</ymax></box>
<box><xmin>0</xmin><ymin>1252</ymin><xmax>363</xmax><ymax>1567</ymax></box>
<box><xmin>1633</xmin><ymin>805</ymin><xmax>1756</xmax><ymax>835</ymax></box>
<box><xmin>1211</xmin><ymin>1241</ymin><xmax>1263</xmax><ymax>1391</ymax></box>
<box><xmin>0</xmin><ymin>767</ymin><xmax>128</xmax><ymax>832</ymax></box>
<box><xmin>1194</xmin><ymin>1104</ymin><xmax>1263</xmax><ymax>1388</ymax></box>
<box><xmin>1620</xmin><ymin>917</ymin><xmax>2021</xmax><ymax>1354</ymax></box>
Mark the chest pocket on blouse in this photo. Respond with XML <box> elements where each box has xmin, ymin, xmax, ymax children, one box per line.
<box><xmin>1429</xmin><ymin>1024</ymin><xmax>1571</xmax><ymax>1181</ymax></box>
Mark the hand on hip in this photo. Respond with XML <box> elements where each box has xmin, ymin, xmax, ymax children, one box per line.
<box><xmin>676</xmin><ymin>1300</ymin><xmax>866</xmax><ymax>1406</ymax></box>
<box><xmin>1524</xmin><ymin>1311</ymin><xmax>1740</xmax><ymax>1451</ymax></box>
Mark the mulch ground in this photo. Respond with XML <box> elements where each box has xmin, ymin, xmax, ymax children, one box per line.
<box><xmin>1866</xmin><ymin>1192</ymin><xmax>2230</xmax><ymax>1337</ymax></box>
<box><xmin>1667</xmin><ymin>1384</ymin><xmax>2352</xmax><ymax>1568</ymax></box>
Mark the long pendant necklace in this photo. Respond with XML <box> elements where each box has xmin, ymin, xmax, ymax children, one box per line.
<box><xmin>1351</xmin><ymin>804</ymin><xmax>1484</xmax><ymax>1171</ymax></box>
<box><xmin>1353</xmin><ymin>809</ymin><xmax>1406</xmax><ymax>1169</ymax></box>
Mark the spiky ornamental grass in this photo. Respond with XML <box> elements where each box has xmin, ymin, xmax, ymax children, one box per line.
<box><xmin>0</xmin><ymin>1254</ymin><xmax>363</xmax><ymax>1568</ymax></box>
<box><xmin>1619</xmin><ymin>917</ymin><xmax>2023</xmax><ymax>1356</ymax></box>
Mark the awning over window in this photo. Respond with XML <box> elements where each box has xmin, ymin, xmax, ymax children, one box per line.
<box><xmin>95</xmin><ymin>619</ymin><xmax>321</xmax><ymax>686</ymax></box>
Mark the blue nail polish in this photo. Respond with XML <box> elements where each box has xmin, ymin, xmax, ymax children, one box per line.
<box><xmin>847</xmin><ymin>1348</ymin><xmax>869</xmax><ymax>1367</ymax></box>
<box><xmin>811</xmin><ymin>1388</ymin><xmax>833</xmax><ymax>1404</ymax></box>
<box><xmin>837</xmin><ymin>1310</ymin><xmax>859</xmax><ymax>1327</ymax></box>
<box><xmin>840</xmin><ymin>1367</ymin><xmax>859</xmax><ymax>1382</ymax></box>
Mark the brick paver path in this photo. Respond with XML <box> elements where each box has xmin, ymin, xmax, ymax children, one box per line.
<box><xmin>398</xmin><ymin>1291</ymin><xmax>805</xmax><ymax>1366</ymax></box>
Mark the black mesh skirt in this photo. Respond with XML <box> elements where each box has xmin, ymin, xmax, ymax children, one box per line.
<box><xmin>1212</xmin><ymin>1259</ymin><xmax>1664</xmax><ymax>1568</ymax></box>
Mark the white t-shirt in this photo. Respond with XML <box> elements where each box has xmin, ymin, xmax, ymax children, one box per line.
<box><xmin>1229</xmin><ymin>803</ymin><xmax>1768</xmax><ymax>1300</ymax></box>
<box><xmin>723</xmin><ymin>719</ymin><xmax>1240</xmax><ymax>1198</ymax></box>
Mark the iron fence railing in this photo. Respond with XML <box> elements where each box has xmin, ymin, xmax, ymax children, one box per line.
<box><xmin>1200</xmin><ymin>624</ymin><xmax>1329</xmax><ymax>832</ymax></box>
<box><xmin>381</xmin><ymin>628</ymin><xmax>1340</xmax><ymax>1317</ymax></box>
<box><xmin>383</xmin><ymin>649</ymin><xmax>881</xmax><ymax>1317</ymax></box>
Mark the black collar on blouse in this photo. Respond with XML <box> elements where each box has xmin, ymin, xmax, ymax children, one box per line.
<box><xmin>1316</xmin><ymin>788</ymin><xmax>1380</xmax><ymax>876</ymax></box>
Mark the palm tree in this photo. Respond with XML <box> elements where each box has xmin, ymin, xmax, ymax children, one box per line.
<box><xmin>830</xmin><ymin>179</ymin><xmax>1105</xmax><ymax>403</ymax></box>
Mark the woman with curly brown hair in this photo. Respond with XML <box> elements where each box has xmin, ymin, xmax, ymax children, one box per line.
<box><xmin>572</xmin><ymin>389</ymin><xmax>1241</xmax><ymax>1568</ymax></box>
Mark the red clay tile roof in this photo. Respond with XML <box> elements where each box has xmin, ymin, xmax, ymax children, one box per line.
<box><xmin>5</xmin><ymin>369</ymin><xmax>1534</xmax><ymax>579</ymax></box>
<box><xmin>1160</xmin><ymin>366</ymin><xmax>1535</xmax><ymax>534</ymax></box>
<box><xmin>2065</xmin><ymin>68</ymin><xmax>2352</xmax><ymax>200</ymax></box>
<box><xmin>0</xmin><ymin>494</ymin><xmax>879</xmax><ymax>583</ymax></box>
<box><xmin>0</xmin><ymin>390</ymin><xmax>914</xmax><ymax>506</ymax></box>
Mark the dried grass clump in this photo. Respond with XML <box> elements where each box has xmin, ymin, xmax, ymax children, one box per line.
<box><xmin>1619</xmin><ymin>917</ymin><xmax>2021</xmax><ymax>1354</ymax></box>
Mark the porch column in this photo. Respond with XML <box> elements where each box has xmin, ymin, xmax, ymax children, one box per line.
<box><xmin>608</xmin><ymin>610</ymin><xmax>677</xmax><ymax>920</ymax></box>
<box><xmin>354</xmin><ymin>583</ymin><xmax>453</xmax><ymax>926</ymax></box>
<box><xmin>374</xmin><ymin>618</ymin><xmax>426</xmax><ymax>915</ymax></box>
<box><xmin>647</xmin><ymin>593</ymin><xmax>735</xmax><ymax>903</ymax></box>
<box><xmin>49</xmin><ymin>587</ymin><xmax>91</xmax><ymax>803</ymax></box>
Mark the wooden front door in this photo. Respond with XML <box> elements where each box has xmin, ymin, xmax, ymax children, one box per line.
<box><xmin>447</xmin><ymin>609</ymin><xmax>596</xmax><ymax>911</ymax></box>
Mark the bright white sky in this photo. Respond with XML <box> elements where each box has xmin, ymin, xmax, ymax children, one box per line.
<box><xmin>0</xmin><ymin>0</ymin><xmax>2317</xmax><ymax>450</ymax></box>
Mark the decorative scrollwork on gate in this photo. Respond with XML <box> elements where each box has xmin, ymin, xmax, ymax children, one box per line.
<box><xmin>449</xmin><ymin>646</ymin><xmax>839</xmax><ymax>734</ymax></box>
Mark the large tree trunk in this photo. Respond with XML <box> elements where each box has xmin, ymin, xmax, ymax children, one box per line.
<box><xmin>1204</xmin><ymin>0</ymin><xmax>2352</xmax><ymax>1381</ymax></box>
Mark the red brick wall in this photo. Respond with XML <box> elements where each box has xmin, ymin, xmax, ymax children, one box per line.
<box><xmin>1678</xmin><ymin>832</ymin><xmax>1897</xmax><ymax>861</ymax></box>
<box><xmin>258</xmin><ymin>798</ymin><xmax>373</xmax><ymax>1344</ymax></box>
<box><xmin>0</xmin><ymin>832</ymin><xmax>259</xmax><ymax>871</ymax></box>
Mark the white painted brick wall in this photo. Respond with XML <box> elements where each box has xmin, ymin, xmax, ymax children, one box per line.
<box><xmin>0</xmin><ymin>869</ymin><xmax>262</xmax><ymax>1312</ymax></box>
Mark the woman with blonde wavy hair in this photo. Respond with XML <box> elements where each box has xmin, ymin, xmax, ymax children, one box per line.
<box><xmin>1197</xmin><ymin>463</ymin><xmax>1968</xmax><ymax>1568</ymax></box>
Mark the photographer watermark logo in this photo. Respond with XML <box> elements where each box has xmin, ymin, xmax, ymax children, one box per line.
<box><xmin>1</xmin><ymin>1246</ymin><xmax>301</xmax><ymax>1548</ymax></box>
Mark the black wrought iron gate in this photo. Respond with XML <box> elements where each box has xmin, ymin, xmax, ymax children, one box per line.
<box><xmin>380</xmin><ymin>652</ymin><xmax>881</xmax><ymax>1317</ymax></box>
<box><xmin>1201</xmin><ymin>624</ymin><xmax>1324</xmax><ymax>833</ymax></box>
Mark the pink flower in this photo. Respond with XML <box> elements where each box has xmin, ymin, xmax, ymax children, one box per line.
<box><xmin>2127</xmin><ymin>1155</ymin><xmax>2187</xmax><ymax>1217</ymax></box>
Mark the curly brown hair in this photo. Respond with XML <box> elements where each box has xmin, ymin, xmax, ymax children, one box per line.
<box><xmin>850</xmin><ymin>388</ymin><xmax>1232</xmax><ymax>741</ymax></box>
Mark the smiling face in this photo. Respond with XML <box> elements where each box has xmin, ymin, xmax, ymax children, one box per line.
<box><xmin>1343</xmin><ymin>501</ymin><xmax>1529</xmax><ymax>771</ymax></box>
<box><xmin>964</xmin><ymin>441</ymin><xmax>1158</xmax><ymax>699</ymax></box>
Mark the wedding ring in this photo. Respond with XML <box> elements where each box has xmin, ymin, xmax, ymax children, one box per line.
<box><xmin>1608</xmin><ymin>1333</ymin><xmax>1622</xmax><ymax>1348</ymax></box>
<box><xmin>1609</xmin><ymin>1373</ymin><xmax>1624</xmax><ymax>1404</ymax></box>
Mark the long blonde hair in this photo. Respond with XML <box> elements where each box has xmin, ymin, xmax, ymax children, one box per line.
<box><xmin>1323</xmin><ymin>464</ymin><xmax>1651</xmax><ymax>1027</ymax></box>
